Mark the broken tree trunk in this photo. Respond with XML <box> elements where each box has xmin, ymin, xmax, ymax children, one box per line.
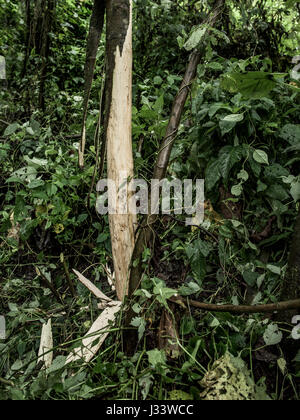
<box><xmin>105</xmin><ymin>0</ymin><xmax>136</xmax><ymax>301</ymax></box>
<box><xmin>79</xmin><ymin>0</ymin><xmax>106</xmax><ymax>169</ymax></box>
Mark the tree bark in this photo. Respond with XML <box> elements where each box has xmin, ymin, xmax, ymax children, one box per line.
<box><xmin>105</xmin><ymin>0</ymin><xmax>136</xmax><ymax>301</ymax></box>
<box><xmin>170</xmin><ymin>296</ymin><xmax>300</xmax><ymax>314</ymax></box>
<box><xmin>79</xmin><ymin>0</ymin><xmax>106</xmax><ymax>169</ymax></box>
<box><xmin>38</xmin><ymin>0</ymin><xmax>56</xmax><ymax>110</ymax></box>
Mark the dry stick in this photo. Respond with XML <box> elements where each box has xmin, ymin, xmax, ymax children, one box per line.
<box><xmin>128</xmin><ymin>0</ymin><xmax>226</xmax><ymax>298</ymax></box>
<box><xmin>79</xmin><ymin>0</ymin><xmax>106</xmax><ymax>169</ymax></box>
<box><xmin>170</xmin><ymin>296</ymin><xmax>300</xmax><ymax>314</ymax></box>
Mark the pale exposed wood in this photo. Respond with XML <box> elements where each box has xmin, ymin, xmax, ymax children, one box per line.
<box><xmin>106</xmin><ymin>0</ymin><xmax>136</xmax><ymax>301</ymax></box>
<box><xmin>73</xmin><ymin>269</ymin><xmax>112</xmax><ymax>302</ymax></box>
<box><xmin>65</xmin><ymin>301</ymin><xmax>121</xmax><ymax>364</ymax></box>
<box><xmin>38</xmin><ymin>319</ymin><xmax>53</xmax><ymax>369</ymax></box>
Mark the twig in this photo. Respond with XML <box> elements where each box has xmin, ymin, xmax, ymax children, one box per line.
<box><xmin>164</xmin><ymin>214</ymin><xmax>219</xmax><ymax>243</ymax></box>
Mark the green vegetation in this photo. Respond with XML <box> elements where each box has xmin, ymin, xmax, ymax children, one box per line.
<box><xmin>0</xmin><ymin>0</ymin><xmax>299</xmax><ymax>400</ymax></box>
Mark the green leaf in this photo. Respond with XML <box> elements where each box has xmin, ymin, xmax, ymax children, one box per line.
<box><xmin>263</xmin><ymin>323</ymin><xmax>283</xmax><ymax>346</ymax></box>
<box><xmin>207</xmin><ymin>61</ymin><xmax>223</xmax><ymax>71</ymax></box>
<box><xmin>243</xmin><ymin>270</ymin><xmax>259</xmax><ymax>287</ymax></box>
<box><xmin>266</xmin><ymin>264</ymin><xmax>281</xmax><ymax>275</ymax></box>
<box><xmin>97</xmin><ymin>232</ymin><xmax>108</xmax><ymax>243</ymax></box>
<box><xmin>139</xmin><ymin>373</ymin><xmax>154</xmax><ymax>400</ymax></box>
<box><xmin>153</xmin><ymin>76</ymin><xmax>163</xmax><ymax>86</ymax></box>
<box><xmin>266</xmin><ymin>184</ymin><xmax>289</xmax><ymax>201</ymax></box>
<box><xmin>279</xmin><ymin>124</ymin><xmax>300</xmax><ymax>145</ymax></box>
<box><xmin>205</xmin><ymin>160</ymin><xmax>221</xmax><ymax>191</ymax></box>
<box><xmin>257</xmin><ymin>180</ymin><xmax>267</xmax><ymax>192</ymax></box>
<box><xmin>184</xmin><ymin>26</ymin><xmax>207</xmax><ymax>51</ymax></box>
<box><xmin>231</xmin><ymin>184</ymin><xmax>243</xmax><ymax>196</ymax></box>
<box><xmin>4</xmin><ymin>122</ymin><xmax>20</xmax><ymax>136</ymax></box>
<box><xmin>293</xmin><ymin>350</ymin><xmax>300</xmax><ymax>363</ymax></box>
<box><xmin>27</xmin><ymin>179</ymin><xmax>45</xmax><ymax>189</ymax></box>
<box><xmin>131</xmin><ymin>317</ymin><xmax>146</xmax><ymax>341</ymax></box>
<box><xmin>237</xmin><ymin>169</ymin><xmax>249</xmax><ymax>182</ymax></box>
<box><xmin>219</xmin><ymin>119</ymin><xmax>237</xmax><ymax>135</ymax></box>
<box><xmin>199</xmin><ymin>240</ymin><xmax>214</xmax><ymax>257</ymax></box>
<box><xmin>24</xmin><ymin>156</ymin><xmax>48</xmax><ymax>168</ymax></box>
<box><xmin>26</xmin><ymin>127</ymin><xmax>35</xmax><ymax>136</ymax></box>
<box><xmin>219</xmin><ymin>149</ymin><xmax>233</xmax><ymax>180</ymax></box>
<box><xmin>179</xmin><ymin>281</ymin><xmax>201</xmax><ymax>296</ymax></box>
<box><xmin>253</xmin><ymin>149</ymin><xmax>269</xmax><ymax>165</ymax></box>
<box><xmin>290</xmin><ymin>178</ymin><xmax>300</xmax><ymax>202</ymax></box>
<box><xmin>153</xmin><ymin>281</ymin><xmax>177</xmax><ymax>307</ymax></box>
<box><xmin>153</xmin><ymin>94</ymin><xmax>164</xmax><ymax>114</ymax></box>
<box><xmin>222</xmin><ymin>113</ymin><xmax>244</xmax><ymax>123</ymax></box>
<box><xmin>221</xmin><ymin>71</ymin><xmax>279</xmax><ymax>99</ymax></box>
<box><xmin>264</xmin><ymin>164</ymin><xmax>289</xmax><ymax>179</ymax></box>
<box><xmin>47</xmin><ymin>356</ymin><xmax>67</xmax><ymax>373</ymax></box>
<box><xmin>147</xmin><ymin>349</ymin><xmax>166</xmax><ymax>367</ymax></box>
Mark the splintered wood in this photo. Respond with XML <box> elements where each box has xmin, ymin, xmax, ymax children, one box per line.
<box><xmin>65</xmin><ymin>270</ymin><xmax>122</xmax><ymax>364</ymax></box>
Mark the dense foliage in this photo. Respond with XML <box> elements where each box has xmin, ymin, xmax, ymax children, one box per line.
<box><xmin>0</xmin><ymin>0</ymin><xmax>299</xmax><ymax>400</ymax></box>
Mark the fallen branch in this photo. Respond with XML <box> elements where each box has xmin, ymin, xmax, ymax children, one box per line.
<box><xmin>73</xmin><ymin>269</ymin><xmax>112</xmax><ymax>302</ymax></box>
<box><xmin>170</xmin><ymin>296</ymin><xmax>300</xmax><ymax>314</ymax></box>
<box><xmin>65</xmin><ymin>301</ymin><xmax>121</xmax><ymax>364</ymax></box>
<box><xmin>65</xmin><ymin>270</ymin><xmax>121</xmax><ymax>364</ymax></box>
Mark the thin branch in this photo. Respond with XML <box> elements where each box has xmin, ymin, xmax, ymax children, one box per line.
<box><xmin>170</xmin><ymin>296</ymin><xmax>300</xmax><ymax>314</ymax></box>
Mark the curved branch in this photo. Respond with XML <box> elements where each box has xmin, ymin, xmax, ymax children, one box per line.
<box><xmin>170</xmin><ymin>296</ymin><xmax>300</xmax><ymax>314</ymax></box>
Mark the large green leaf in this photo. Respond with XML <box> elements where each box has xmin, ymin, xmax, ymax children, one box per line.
<box><xmin>184</xmin><ymin>26</ymin><xmax>207</xmax><ymax>51</ymax></box>
<box><xmin>253</xmin><ymin>149</ymin><xmax>269</xmax><ymax>165</ymax></box>
<box><xmin>279</xmin><ymin>124</ymin><xmax>300</xmax><ymax>145</ymax></box>
<box><xmin>263</xmin><ymin>323</ymin><xmax>283</xmax><ymax>346</ymax></box>
<box><xmin>205</xmin><ymin>160</ymin><xmax>221</xmax><ymax>191</ymax></box>
<box><xmin>4</xmin><ymin>122</ymin><xmax>20</xmax><ymax>136</ymax></box>
<box><xmin>221</xmin><ymin>72</ymin><xmax>285</xmax><ymax>99</ymax></box>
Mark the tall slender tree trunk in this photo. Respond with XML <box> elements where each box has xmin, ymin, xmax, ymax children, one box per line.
<box><xmin>105</xmin><ymin>0</ymin><xmax>136</xmax><ymax>301</ymax></box>
<box><xmin>38</xmin><ymin>0</ymin><xmax>56</xmax><ymax>110</ymax></box>
<box><xmin>79</xmin><ymin>0</ymin><xmax>106</xmax><ymax>169</ymax></box>
<box><xmin>22</xmin><ymin>0</ymin><xmax>32</xmax><ymax>79</ymax></box>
